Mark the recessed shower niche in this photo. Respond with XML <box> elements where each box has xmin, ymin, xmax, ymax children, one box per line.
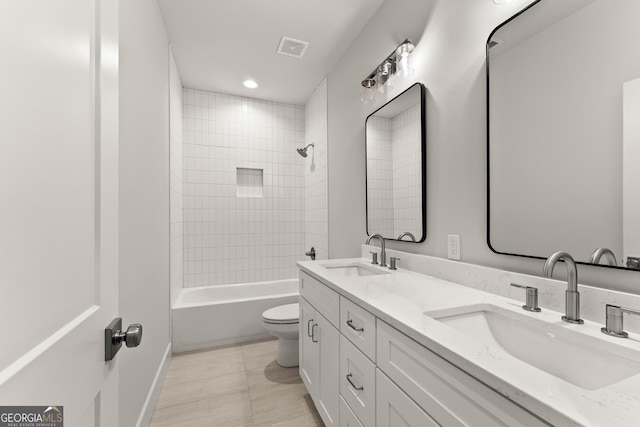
<box><xmin>236</xmin><ymin>167</ymin><xmax>264</xmax><ymax>198</ymax></box>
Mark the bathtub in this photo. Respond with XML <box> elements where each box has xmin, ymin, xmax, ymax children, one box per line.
<box><xmin>172</xmin><ymin>279</ymin><xmax>299</xmax><ymax>353</ymax></box>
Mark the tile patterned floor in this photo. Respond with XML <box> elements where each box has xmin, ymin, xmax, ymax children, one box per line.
<box><xmin>150</xmin><ymin>338</ymin><xmax>324</xmax><ymax>427</ymax></box>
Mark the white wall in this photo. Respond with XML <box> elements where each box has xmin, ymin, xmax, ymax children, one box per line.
<box><xmin>328</xmin><ymin>0</ymin><xmax>435</xmax><ymax>259</ymax></box>
<box><xmin>182</xmin><ymin>89</ymin><xmax>305</xmax><ymax>286</ymax></box>
<box><xmin>169</xmin><ymin>48</ymin><xmax>183</xmax><ymax>306</ymax></box>
<box><xmin>327</xmin><ymin>0</ymin><xmax>640</xmax><ymax>293</ymax></box>
<box><xmin>119</xmin><ymin>0</ymin><xmax>171</xmax><ymax>425</ymax></box>
<box><xmin>304</xmin><ymin>78</ymin><xmax>329</xmax><ymax>260</ymax></box>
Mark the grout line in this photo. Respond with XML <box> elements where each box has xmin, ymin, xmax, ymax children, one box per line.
<box><xmin>240</xmin><ymin>342</ymin><xmax>257</xmax><ymax>424</ymax></box>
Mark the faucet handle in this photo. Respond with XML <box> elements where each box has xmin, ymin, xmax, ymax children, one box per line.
<box><xmin>510</xmin><ymin>283</ymin><xmax>541</xmax><ymax>312</ymax></box>
<box><xmin>305</xmin><ymin>247</ymin><xmax>316</xmax><ymax>260</ymax></box>
<box><xmin>601</xmin><ymin>304</ymin><xmax>640</xmax><ymax>338</ymax></box>
<box><xmin>369</xmin><ymin>251</ymin><xmax>378</xmax><ymax>265</ymax></box>
<box><xmin>389</xmin><ymin>257</ymin><xmax>400</xmax><ymax>270</ymax></box>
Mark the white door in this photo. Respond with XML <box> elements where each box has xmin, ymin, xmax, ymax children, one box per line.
<box><xmin>0</xmin><ymin>1</ymin><xmax>121</xmax><ymax>426</ymax></box>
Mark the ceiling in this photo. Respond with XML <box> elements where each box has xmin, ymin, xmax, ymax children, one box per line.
<box><xmin>157</xmin><ymin>0</ymin><xmax>386</xmax><ymax>105</ymax></box>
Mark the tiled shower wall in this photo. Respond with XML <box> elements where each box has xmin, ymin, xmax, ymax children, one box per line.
<box><xmin>182</xmin><ymin>89</ymin><xmax>305</xmax><ymax>287</ymax></box>
<box><xmin>366</xmin><ymin>116</ymin><xmax>394</xmax><ymax>237</ymax></box>
<box><xmin>391</xmin><ymin>104</ymin><xmax>422</xmax><ymax>237</ymax></box>
<box><xmin>304</xmin><ymin>78</ymin><xmax>329</xmax><ymax>260</ymax></box>
<box><xmin>169</xmin><ymin>49</ymin><xmax>183</xmax><ymax>304</ymax></box>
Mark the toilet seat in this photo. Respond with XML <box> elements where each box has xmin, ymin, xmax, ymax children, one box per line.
<box><xmin>262</xmin><ymin>303</ymin><xmax>299</xmax><ymax>325</ymax></box>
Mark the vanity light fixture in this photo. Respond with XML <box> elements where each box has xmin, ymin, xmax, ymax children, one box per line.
<box><xmin>396</xmin><ymin>40</ymin><xmax>415</xmax><ymax>77</ymax></box>
<box><xmin>376</xmin><ymin>60</ymin><xmax>394</xmax><ymax>93</ymax></box>
<box><xmin>243</xmin><ymin>79</ymin><xmax>258</xmax><ymax>89</ymax></box>
<box><xmin>360</xmin><ymin>39</ymin><xmax>415</xmax><ymax>104</ymax></box>
<box><xmin>360</xmin><ymin>79</ymin><xmax>376</xmax><ymax>106</ymax></box>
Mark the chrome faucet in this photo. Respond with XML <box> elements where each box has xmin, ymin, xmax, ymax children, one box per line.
<box><xmin>366</xmin><ymin>234</ymin><xmax>387</xmax><ymax>267</ymax></box>
<box><xmin>543</xmin><ymin>251</ymin><xmax>583</xmax><ymax>324</ymax></box>
<box><xmin>588</xmin><ymin>247</ymin><xmax>617</xmax><ymax>266</ymax></box>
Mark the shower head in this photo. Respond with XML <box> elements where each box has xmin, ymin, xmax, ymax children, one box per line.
<box><xmin>296</xmin><ymin>143</ymin><xmax>314</xmax><ymax>158</ymax></box>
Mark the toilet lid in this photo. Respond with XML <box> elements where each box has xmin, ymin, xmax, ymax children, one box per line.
<box><xmin>263</xmin><ymin>303</ymin><xmax>299</xmax><ymax>323</ymax></box>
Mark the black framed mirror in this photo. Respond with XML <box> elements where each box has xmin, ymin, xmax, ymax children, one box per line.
<box><xmin>487</xmin><ymin>0</ymin><xmax>640</xmax><ymax>270</ymax></box>
<box><xmin>365</xmin><ymin>82</ymin><xmax>426</xmax><ymax>243</ymax></box>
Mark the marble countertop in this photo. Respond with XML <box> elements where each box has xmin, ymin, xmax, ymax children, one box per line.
<box><xmin>297</xmin><ymin>258</ymin><xmax>640</xmax><ymax>427</ymax></box>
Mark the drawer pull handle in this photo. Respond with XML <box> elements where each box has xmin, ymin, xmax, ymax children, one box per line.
<box><xmin>311</xmin><ymin>323</ymin><xmax>318</xmax><ymax>343</ymax></box>
<box><xmin>307</xmin><ymin>319</ymin><xmax>314</xmax><ymax>337</ymax></box>
<box><xmin>346</xmin><ymin>319</ymin><xmax>364</xmax><ymax>332</ymax></box>
<box><xmin>346</xmin><ymin>373</ymin><xmax>364</xmax><ymax>391</ymax></box>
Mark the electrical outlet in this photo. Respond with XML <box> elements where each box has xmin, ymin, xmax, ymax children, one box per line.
<box><xmin>447</xmin><ymin>234</ymin><xmax>460</xmax><ymax>260</ymax></box>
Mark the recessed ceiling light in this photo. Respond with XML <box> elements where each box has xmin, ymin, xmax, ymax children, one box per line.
<box><xmin>243</xmin><ymin>80</ymin><xmax>258</xmax><ymax>89</ymax></box>
<box><xmin>493</xmin><ymin>0</ymin><xmax>513</xmax><ymax>4</ymax></box>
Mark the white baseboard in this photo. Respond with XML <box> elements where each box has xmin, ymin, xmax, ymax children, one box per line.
<box><xmin>136</xmin><ymin>342</ymin><xmax>172</xmax><ymax>427</ymax></box>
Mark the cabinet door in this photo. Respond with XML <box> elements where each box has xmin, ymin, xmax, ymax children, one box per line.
<box><xmin>377</xmin><ymin>369</ymin><xmax>439</xmax><ymax>427</ymax></box>
<box><xmin>340</xmin><ymin>396</ymin><xmax>364</xmax><ymax>427</ymax></box>
<box><xmin>299</xmin><ymin>297</ymin><xmax>318</xmax><ymax>398</ymax></box>
<box><xmin>316</xmin><ymin>311</ymin><xmax>340</xmax><ymax>427</ymax></box>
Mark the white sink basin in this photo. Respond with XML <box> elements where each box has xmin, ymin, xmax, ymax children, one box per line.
<box><xmin>321</xmin><ymin>262</ymin><xmax>389</xmax><ymax>277</ymax></box>
<box><xmin>425</xmin><ymin>304</ymin><xmax>640</xmax><ymax>390</ymax></box>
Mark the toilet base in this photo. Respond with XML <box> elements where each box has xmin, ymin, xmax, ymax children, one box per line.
<box><xmin>276</xmin><ymin>338</ymin><xmax>299</xmax><ymax>367</ymax></box>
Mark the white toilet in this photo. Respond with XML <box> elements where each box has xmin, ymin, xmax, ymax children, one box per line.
<box><xmin>262</xmin><ymin>303</ymin><xmax>299</xmax><ymax>367</ymax></box>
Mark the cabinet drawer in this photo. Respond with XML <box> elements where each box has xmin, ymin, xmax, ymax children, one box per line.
<box><xmin>376</xmin><ymin>369</ymin><xmax>439</xmax><ymax>427</ymax></box>
<box><xmin>377</xmin><ymin>321</ymin><xmax>547</xmax><ymax>427</ymax></box>
<box><xmin>300</xmin><ymin>271</ymin><xmax>339</xmax><ymax>327</ymax></box>
<box><xmin>339</xmin><ymin>396</ymin><xmax>364</xmax><ymax>427</ymax></box>
<box><xmin>340</xmin><ymin>296</ymin><xmax>376</xmax><ymax>362</ymax></box>
<box><xmin>340</xmin><ymin>336</ymin><xmax>375</xmax><ymax>427</ymax></box>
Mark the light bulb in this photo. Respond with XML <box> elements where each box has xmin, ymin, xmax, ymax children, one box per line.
<box><xmin>395</xmin><ymin>41</ymin><xmax>415</xmax><ymax>77</ymax></box>
<box><xmin>243</xmin><ymin>80</ymin><xmax>258</xmax><ymax>89</ymax></box>
<box><xmin>360</xmin><ymin>79</ymin><xmax>376</xmax><ymax>106</ymax></box>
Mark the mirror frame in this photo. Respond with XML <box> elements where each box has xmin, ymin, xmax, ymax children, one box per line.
<box><xmin>365</xmin><ymin>82</ymin><xmax>427</xmax><ymax>243</ymax></box>
<box><xmin>486</xmin><ymin>0</ymin><xmax>635</xmax><ymax>271</ymax></box>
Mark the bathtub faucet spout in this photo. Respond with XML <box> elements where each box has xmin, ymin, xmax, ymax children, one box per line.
<box><xmin>305</xmin><ymin>247</ymin><xmax>316</xmax><ymax>260</ymax></box>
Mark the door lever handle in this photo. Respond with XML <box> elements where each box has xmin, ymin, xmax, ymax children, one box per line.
<box><xmin>105</xmin><ymin>318</ymin><xmax>143</xmax><ymax>361</ymax></box>
<box><xmin>115</xmin><ymin>323</ymin><xmax>143</xmax><ymax>348</ymax></box>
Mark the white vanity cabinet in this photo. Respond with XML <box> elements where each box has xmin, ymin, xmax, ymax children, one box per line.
<box><xmin>299</xmin><ymin>272</ymin><xmax>340</xmax><ymax>427</ymax></box>
<box><xmin>299</xmin><ymin>268</ymin><xmax>549</xmax><ymax>427</ymax></box>
<box><xmin>377</xmin><ymin>321</ymin><xmax>547</xmax><ymax>427</ymax></box>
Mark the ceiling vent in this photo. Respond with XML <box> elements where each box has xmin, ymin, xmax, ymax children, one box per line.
<box><xmin>277</xmin><ymin>36</ymin><xmax>309</xmax><ymax>58</ymax></box>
